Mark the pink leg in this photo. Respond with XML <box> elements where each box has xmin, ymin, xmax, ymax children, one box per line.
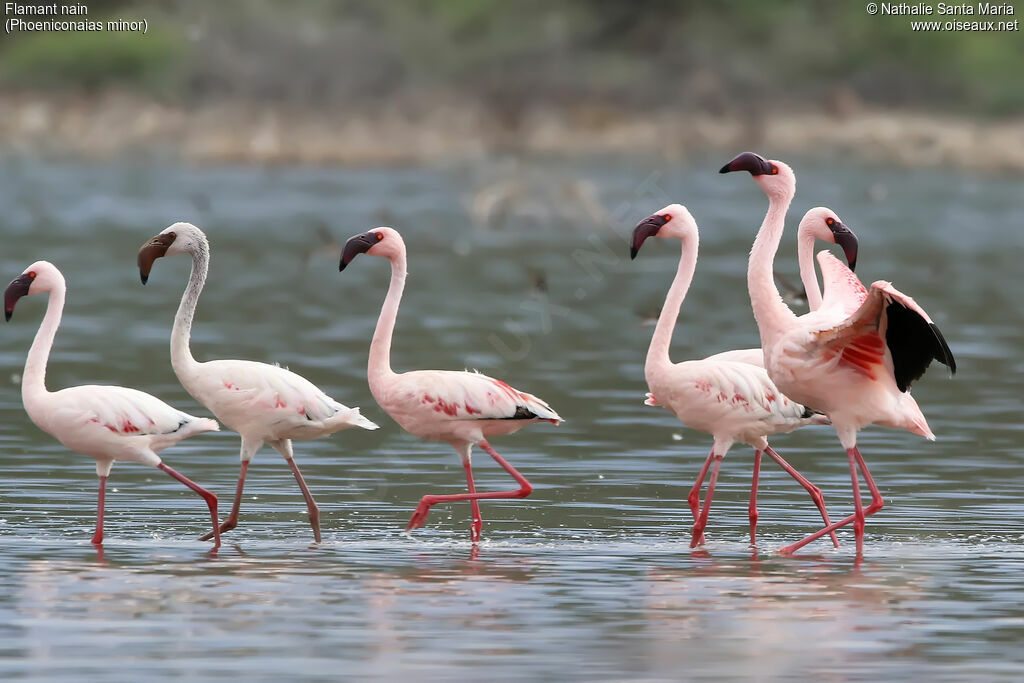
<box><xmin>286</xmin><ymin>458</ymin><xmax>321</xmax><ymax>543</ymax></box>
<box><xmin>689</xmin><ymin>453</ymin><xmax>724</xmax><ymax>549</ymax></box>
<box><xmin>687</xmin><ymin>448</ymin><xmax>715</xmax><ymax>545</ymax></box>
<box><xmin>405</xmin><ymin>441</ymin><xmax>532</xmax><ymax>536</ymax></box>
<box><xmin>464</xmin><ymin>460</ymin><xmax>483</xmax><ymax>543</ymax></box>
<box><xmin>749</xmin><ymin>450</ymin><xmax>761</xmax><ymax>546</ymax></box>
<box><xmin>848</xmin><ymin>450</ymin><xmax>865</xmax><ymax>555</ymax></box>
<box><xmin>91</xmin><ymin>475</ymin><xmax>107</xmax><ymax>545</ymax></box>
<box><xmin>778</xmin><ymin>447</ymin><xmax>884</xmax><ymax>555</ymax></box>
<box><xmin>764</xmin><ymin>446</ymin><xmax>839</xmax><ymax>548</ymax></box>
<box><xmin>199</xmin><ymin>460</ymin><xmax>249</xmax><ymax>542</ymax></box>
<box><xmin>158</xmin><ymin>463</ymin><xmax>221</xmax><ymax>547</ymax></box>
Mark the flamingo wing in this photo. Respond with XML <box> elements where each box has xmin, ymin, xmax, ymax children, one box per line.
<box><xmin>206</xmin><ymin>359</ymin><xmax>377</xmax><ymax>429</ymax></box>
<box><xmin>402</xmin><ymin>370</ymin><xmax>562</xmax><ymax>423</ymax></box>
<box><xmin>54</xmin><ymin>385</ymin><xmax>217</xmax><ymax>436</ymax></box>
<box><xmin>704</xmin><ymin>347</ymin><xmax>764</xmax><ymax>368</ymax></box>
<box><xmin>812</xmin><ymin>280</ymin><xmax>956</xmax><ymax>392</ymax></box>
<box><xmin>816</xmin><ymin>250</ymin><xmax>867</xmax><ymax>315</ymax></box>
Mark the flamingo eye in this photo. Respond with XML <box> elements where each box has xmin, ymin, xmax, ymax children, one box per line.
<box><xmin>661</xmin><ymin>214</ymin><xmax>672</xmax><ymax>222</ymax></box>
<box><xmin>27</xmin><ymin>272</ymin><xmax>36</xmax><ymax>279</ymax></box>
<box><xmin>826</xmin><ymin>217</ymin><xmax>835</xmax><ymax>227</ymax></box>
<box><xmin>375</xmin><ymin>233</ymin><xmax>383</xmax><ymax>241</ymax></box>
<box><xmin>770</xmin><ymin>165</ymin><xmax>779</xmax><ymax>175</ymax></box>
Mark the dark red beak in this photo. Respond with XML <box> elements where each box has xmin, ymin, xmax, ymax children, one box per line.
<box><xmin>4</xmin><ymin>273</ymin><xmax>34</xmax><ymax>321</ymax></box>
<box><xmin>339</xmin><ymin>231</ymin><xmax>380</xmax><ymax>271</ymax></box>
<box><xmin>630</xmin><ymin>215</ymin><xmax>669</xmax><ymax>259</ymax></box>
<box><xmin>719</xmin><ymin>152</ymin><xmax>775</xmax><ymax>176</ymax></box>
<box><xmin>830</xmin><ymin>221</ymin><xmax>859</xmax><ymax>272</ymax></box>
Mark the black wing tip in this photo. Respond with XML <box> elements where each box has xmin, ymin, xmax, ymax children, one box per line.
<box><xmin>929</xmin><ymin>322</ymin><xmax>957</xmax><ymax>375</ymax></box>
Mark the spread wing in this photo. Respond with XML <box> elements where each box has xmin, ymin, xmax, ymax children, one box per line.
<box><xmin>812</xmin><ymin>279</ymin><xmax>956</xmax><ymax>392</ymax></box>
<box><xmin>817</xmin><ymin>250</ymin><xmax>868</xmax><ymax>316</ymax></box>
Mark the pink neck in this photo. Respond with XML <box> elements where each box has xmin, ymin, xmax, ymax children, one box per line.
<box><xmin>368</xmin><ymin>246</ymin><xmax>407</xmax><ymax>392</ymax></box>
<box><xmin>748</xmin><ymin>190</ymin><xmax>799</xmax><ymax>347</ymax></box>
<box><xmin>645</xmin><ymin>235</ymin><xmax>698</xmax><ymax>382</ymax></box>
<box><xmin>797</xmin><ymin>228</ymin><xmax>823</xmax><ymax>311</ymax></box>
<box><xmin>22</xmin><ymin>284</ymin><xmax>65</xmax><ymax>410</ymax></box>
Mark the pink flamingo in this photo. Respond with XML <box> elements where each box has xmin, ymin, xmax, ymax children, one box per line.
<box><xmin>338</xmin><ymin>227</ymin><xmax>561</xmax><ymax>542</ymax></box>
<box><xmin>699</xmin><ymin>206</ymin><xmax>864</xmax><ymax>543</ymax></box>
<box><xmin>138</xmin><ymin>223</ymin><xmax>379</xmax><ymax>543</ymax></box>
<box><xmin>4</xmin><ymin>261</ymin><xmax>222</xmax><ymax>546</ymax></box>
<box><xmin>721</xmin><ymin>152</ymin><xmax>956</xmax><ymax>554</ymax></box>
<box><xmin>631</xmin><ymin>204</ymin><xmax>838</xmax><ymax>548</ymax></box>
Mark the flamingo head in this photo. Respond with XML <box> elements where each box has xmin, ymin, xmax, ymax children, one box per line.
<box><xmin>4</xmin><ymin>261</ymin><xmax>62</xmax><ymax>321</ymax></box>
<box><xmin>137</xmin><ymin>222</ymin><xmax>208</xmax><ymax>284</ymax></box>
<box><xmin>339</xmin><ymin>227</ymin><xmax>402</xmax><ymax>270</ymax></box>
<box><xmin>799</xmin><ymin>207</ymin><xmax>859</xmax><ymax>272</ymax></box>
<box><xmin>719</xmin><ymin>152</ymin><xmax>795</xmax><ymax>200</ymax></box>
<box><xmin>630</xmin><ymin>204</ymin><xmax>697</xmax><ymax>259</ymax></box>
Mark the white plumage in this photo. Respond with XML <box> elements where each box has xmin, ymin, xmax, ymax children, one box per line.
<box><xmin>4</xmin><ymin>261</ymin><xmax>221</xmax><ymax>545</ymax></box>
<box><xmin>139</xmin><ymin>223</ymin><xmax>378</xmax><ymax>543</ymax></box>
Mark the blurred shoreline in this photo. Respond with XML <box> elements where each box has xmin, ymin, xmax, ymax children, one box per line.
<box><xmin>2</xmin><ymin>90</ymin><xmax>1023</xmax><ymax>171</ymax></box>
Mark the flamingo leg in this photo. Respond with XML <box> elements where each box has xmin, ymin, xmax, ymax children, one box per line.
<box><xmin>198</xmin><ymin>460</ymin><xmax>249</xmax><ymax>542</ymax></box>
<box><xmin>764</xmin><ymin>445</ymin><xmax>840</xmax><ymax>548</ymax></box>
<box><xmin>405</xmin><ymin>440</ymin><xmax>533</xmax><ymax>535</ymax></box>
<box><xmin>286</xmin><ymin>458</ymin><xmax>322</xmax><ymax>543</ymax></box>
<box><xmin>157</xmin><ymin>463</ymin><xmax>220</xmax><ymax>547</ymax></box>
<box><xmin>689</xmin><ymin>453</ymin><xmax>723</xmax><ymax>549</ymax></box>
<box><xmin>464</xmin><ymin>460</ymin><xmax>483</xmax><ymax>543</ymax></box>
<box><xmin>749</xmin><ymin>450</ymin><xmax>761</xmax><ymax>546</ymax></box>
<box><xmin>687</xmin><ymin>448</ymin><xmax>715</xmax><ymax>545</ymax></box>
<box><xmin>91</xmin><ymin>475</ymin><xmax>107</xmax><ymax>545</ymax></box>
<box><xmin>777</xmin><ymin>447</ymin><xmax>885</xmax><ymax>555</ymax></box>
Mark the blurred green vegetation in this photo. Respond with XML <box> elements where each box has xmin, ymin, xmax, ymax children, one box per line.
<box><xmin>0</xmin><ymin>0</ymin><xmax>1020</xmax><ymax>114</ymax></box>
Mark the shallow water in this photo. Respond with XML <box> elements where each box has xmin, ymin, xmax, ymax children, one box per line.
<box><xmin>0</xmin><ymin>155</ymin><xmax>1019</xmax><ymax>680</ymax></box>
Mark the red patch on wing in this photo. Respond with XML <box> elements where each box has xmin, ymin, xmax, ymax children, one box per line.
<box><xmin>275</xmin><ymin>397</ymin><xmax>287</xmax><ymax>408</ymax></box>
<box><xmin>422</xmin><ymin>395</ymin><xmax>435</xmax><ymax>403</ymax></box>
<box><xmin>492</xmin><ymin>378</ymin><xmax>531</xmax><ymax>402</ymax></box>
<box><xmin>764</xmin><ymin>392</ymin><xmax>776</xmax><ymax>403</ymax></box>
<box><xmin>223</xmin><ymin>381</ymin><xmax>237</xmax><ymax>390</ymax></box>
<box><xmin>465</xmin><ymin>404</ymin><xmax>481</xmax><ymax>415</ymax></box>
<box><xmin>121</xmin><ymin>420</ymin><xmax>140</xmax><ymax>433</ymax></box>
<box><xmin>716</xmin><ymin>392</ymin><xmax>728</xmax><ymax>403</ymax></box>
<box><xmin>837</xmin><ymin>333</ymin><xmax>884</xmax><ymax>379</ymax></box>
<box><xmin>694</xmin><ymin>380</ymin><xmax>712</xmax><ymax>393</ymax></box>
<box><xmin>434</xmin><ymin>398</ymin><xmax>458</xmax><ymax>416</ymax></box>
<box><xmin>299</xmin><ymin>407</ymin><xmax>306</xmax><ymax>416</ymax></box>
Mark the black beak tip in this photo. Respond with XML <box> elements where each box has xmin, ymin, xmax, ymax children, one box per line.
<box><xmin>848</xmin><ymin>259</ymin><xmax>857</xmax><ymax>273</ymax></box>
<box><xmin>629</xmin><ymin>247</ymin><xmax>639</xmax><ymax>260</ymax></box>
<box><xmin>718</xmin><ymin>163</ymin><xmax>732</xmax><ymax>174</ymax></box>
<box><xmin>4</xmin><ymin>310</ymin><xmax>11</xmax><ymax>322</ymax></box>
<box><xmin>338</xmin><ymin>260</ymin><xmax>347</xmax><ymax>272</ymax></box>
<box><xmin>140</xmin><ymin>273</ymin><xmax>148</xmax><ymax>285</ymax></box>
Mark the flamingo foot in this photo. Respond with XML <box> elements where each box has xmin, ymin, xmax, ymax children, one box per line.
<box><xmin>198</xmin><ymin>516</ymin><xmax>238</xmax><ymax>542</ymax></box>
<box><xmin>405</xmin><ymin>498</ymin><xmax>435</xmax><ymax>532</ymax></box>
<box><xmin>469</xmin><ymin>518</ymin><xmax>482</xmax><ymax>543</ymax></box>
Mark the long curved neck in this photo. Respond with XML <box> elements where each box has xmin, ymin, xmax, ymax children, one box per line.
<box><xmin>21</xmin><ymin>285</ymin><xmax>65</xmax><ymax>411</ymax></box>
<box><xmin>368</xmin><ymin>248</ymin><xmax>406</xmax><ymax>390</ymax></box>
<box><xmin>171</xmin><ymin>245</ymin><xmax>208</xmax><ymax>378</ymax></box>
<box><xmin>748</xmin><ymin>190</ymin><xmax>799</xmax><ymax>347</ymax></box>
<box><xmin>645</xmin><ymin>236</ymin><xmax>697</xmax><ymax>382</ymax></box>
<box><xmin>797</xmin><ymin>229</ymin><xmax>823</xmax><ymax>311</ymax></box>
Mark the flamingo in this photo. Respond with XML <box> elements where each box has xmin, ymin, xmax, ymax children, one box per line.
<box><xmin>338</xmin><ymin>227</ymin><xmax>561</xmax><ymax>542</ymax></box>
<box><xmin>721</xmin><ymin>152</ymin><xmax>956</xmax><ymax>554</ymax></box>
<box><xmin>3</xmin><ymin>261</ymin><xmax>222</xmax><ymax>546</ymax></box>
<box><xmin>137</xmin><ymin>223</ymin><xmax>379</xmax><ymax>543</ymax></box>
<box><xmin>680</xmin><ymin>205</ymin><xmax>862</xmax><ymax>545</ymax></box>
<box><xmin>631</xmin><ymin>205</ymin><xmax>839</xmax><ymax>548</ymax></box>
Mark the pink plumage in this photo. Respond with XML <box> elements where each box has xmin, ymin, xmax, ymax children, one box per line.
<box><xmin>339</xmin><ymin>226</ymin><xmax>561</xmax><ymax>542</ymax></box>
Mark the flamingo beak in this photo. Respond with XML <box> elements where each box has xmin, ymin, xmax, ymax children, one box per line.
<box><xmin>630</xmin><ymin>215</ymin><xmax>669</xmax><ymax>259</ymax></box>
<box><xmin>830</xmin><ymin>221</ymin><xmax>859</xmax><ymax>272</ymax></box>
<box><xmin>4</xmin><ymin>273</ymin><xmax>34</xmax><ymax>321</ymax></box>
<box><xmin>339</xmin><ymin>231</ymin><xmax>380</xmax><ymax>271</ymax></box>
<box><xmin>719</xmin><ymin>152</ymin><xmax>775</xmax><ymax>176</ymax></box>
<box><xmin>137</xmin><ymin>232</ymin><xmax>177</xmax><ymax>284</ymax></box>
